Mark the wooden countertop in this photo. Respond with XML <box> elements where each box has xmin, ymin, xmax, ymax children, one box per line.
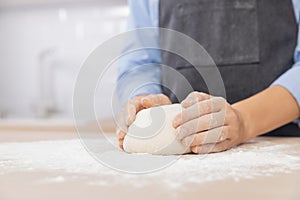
<box><xmin>0</xmin><ymin>118</ymin><xmax>116</xmax><ymax>133</ymax></box>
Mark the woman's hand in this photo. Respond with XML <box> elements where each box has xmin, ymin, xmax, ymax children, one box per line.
<box><xmin>173</xmin><ymin>92</ymin><xmax>247</xmax><ymax>154</ymax></box>
<box><xmin>117</xmin><ymin>94</ymin><xmax>171</xmax><ymax>150</ymax></box>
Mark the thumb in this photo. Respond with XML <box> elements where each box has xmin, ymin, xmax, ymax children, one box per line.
<box><xmin>181</xmin><ymin>92</ymin><xmax>211</xmax><ymax>108</ymax></box>
<box><xmin>141</xmin><ymin>94</ymin><xmax>171</xmax><ymax>108</ymax></box>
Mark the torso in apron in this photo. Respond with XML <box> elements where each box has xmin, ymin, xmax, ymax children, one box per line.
<box><xmin>159</xmin><ymin>0</ymin><xmax>300</xmax><ymax>136</ymax></box>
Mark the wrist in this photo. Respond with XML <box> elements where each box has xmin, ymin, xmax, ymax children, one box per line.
<box><xmin>232</xmin><ymin>103</ymin><xmax>254</xmax><ymax>143</ymax></box>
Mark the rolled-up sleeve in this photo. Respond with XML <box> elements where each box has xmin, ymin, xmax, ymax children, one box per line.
<box><xmin>271</xmin><ymin>4</ymin><xmax>300</xmax><ymax>107</ymax></box>
<box><xmin>117</xmin><ymin>0</ymin><xmax>161</xmax><ymax>106</ymax></box>
<box><xmin>272</xmin><ymin>64</ymin><xmax>300</xmax><ymax>107</ymax></box>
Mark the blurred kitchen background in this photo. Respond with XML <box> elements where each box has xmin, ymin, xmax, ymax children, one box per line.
<box><xmin>0</xmin><ymin>0</ymin><xmax>128</xmax><ymax>131</ymax></box>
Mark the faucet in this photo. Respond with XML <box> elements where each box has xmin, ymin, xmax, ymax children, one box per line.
<box><xmin>35</xmin><ymin>47</ymin><xmax>58</xmax><ymax>118</ymax></box>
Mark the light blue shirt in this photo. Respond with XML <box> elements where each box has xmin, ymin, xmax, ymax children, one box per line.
<box><xmin>117</xmin><ymin>0</ymin><xmax>300</xmax><ymax>110</ymax></box>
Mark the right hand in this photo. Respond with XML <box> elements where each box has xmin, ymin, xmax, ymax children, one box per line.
<box><xmin>117</xmin><ymin>94</ymin><xmax>171</xmax><ymax>150</ymax></box>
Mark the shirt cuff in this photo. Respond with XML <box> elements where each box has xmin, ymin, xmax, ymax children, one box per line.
<box><xmin>271</xmin><ymin>66</ymin><xmax>300</xmax><ymax>107</ymax></box>
<box><xmin>117</xmin><ymin>64</ymin><xmax>162</xmax><ymax>106</ymax></box>
<box><xmin>117</xmin><ymin>82</ymin><xmax>162</xmax><ymax>107</ymax></box>
<box><xmin>130</xmin><ymin>84</ymin><xmax>162</xmax><ymax>98</ymax></box>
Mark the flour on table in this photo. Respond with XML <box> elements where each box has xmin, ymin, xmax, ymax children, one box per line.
<box><xmin>124</xmin><ymin>104</ymin><xmax>191</xmax><ymax>155</ymax></box>
<box><xmin>0</xmin><ymin>138</ymin><xmax>300</xmax><ymax>188</ymax></box>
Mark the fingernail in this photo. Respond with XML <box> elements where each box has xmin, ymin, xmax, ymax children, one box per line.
<box><xmin>173</xmin><ymin>118</ymin><xmax>181</xmax><ymax>127</ymax></box>
<box><xmin>191</xmin><ymin>146</ymin><xmax>197</xmax><ymax>153</ymax></box>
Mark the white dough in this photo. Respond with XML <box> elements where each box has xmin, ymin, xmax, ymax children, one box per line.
<box><xmin>123</xmin><ymin>104</ymin><xmax>191</xmax><ymax>155</ymax></box>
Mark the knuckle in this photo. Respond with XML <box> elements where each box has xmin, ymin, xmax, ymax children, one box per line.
<box><xmin>215</xmin><ymin>96</ymin><xmax>225</xmax><ymax>101</ymax></box>
<box><xmin>191</xmin><ymin>91</ymin><xmax>200</xmax><ymax>96</ymax></box>
<box><xmin>190</xmin><ymin>91</ymin><xmax>201</xmax><ymax>100</ymax></box>
<box><xmin>161</xmin><ymin>94</ymin><xmax>171</xmax><ymax>104</ymax></box>
<box><xmin>194</xmin><ymin>92</ymin><xmax>204</xmax><ymax>101</ymax></box>
<box><xmin>148</xmin><ymin>94</ymin><xmax>155</xmax><ymax>99</ymax></box>
<box><xmin>199</xmin><ymin>101</ymin><xmax>212</xmax><ymax>113</ymax></box>
<box><xmin>158</xmin><ymin>94</ymin><xmax>166</xmax><ymax>99</ymax></box>
<box><xmin>198</xmin><ymin>92</ymin><xmax>208</xmax><ymax>97</ymax></box>
<box><xmin>142</xmin><ymin>95</ymin><xmax>152</xmax><ymax>102</ymax></box>
<box><xmin>205</xmin><ymin>115</ymin><xmax>214</xmax><ymax>129</ymax></box>
<box><xmin>217</xmin><ymin>112</ymin><xmax>226</xmax><ymax>126</ymax></box>
<box><xmin>157</xmin><ymin>94</ymin><xmax>166</xmax><ymax>102</ymax></box>
<box><xmin>133</xmin><ymin>95</ymin><xmax>143</xmax><ymax>101</ymax></box>
<box><xmin>214</xmin><ymin>97</ymin><xmax>226</xmax><ymax>105</ymax></box>
<box><xmin>127</xmin><ymin>100</ymin><xmax>135</xmax><ymax>107</ymax></box>
<box><xmin>208</xmin><ymin>115</ymin><xmax>215</xmax><ymax>129</ymax></box>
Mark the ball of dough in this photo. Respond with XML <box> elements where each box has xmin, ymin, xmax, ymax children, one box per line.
<box><xmin>123</xmin><ymin>104</ymin><xmax>191</xmax><ymax>155</ymax></box>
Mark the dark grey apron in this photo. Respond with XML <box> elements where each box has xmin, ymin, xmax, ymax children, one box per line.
<box><xmin>159</xmin><ymin>0</ymin><xmax>300</xmax><ymax>136</ymax></box>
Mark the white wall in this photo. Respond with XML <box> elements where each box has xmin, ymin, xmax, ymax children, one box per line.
<box><xmin>0</xmin><ymin>2</ymin><xmax>128</xmax><ymax>119</ymax></box>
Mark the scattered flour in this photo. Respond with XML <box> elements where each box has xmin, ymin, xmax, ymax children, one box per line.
<box><xmin>0</xmin><ymin>138</ymin><xmax>300</xmax><ymax>188</ymax></box>
<box><xmin>34</xmin><ymin>176</ymin><xmax>66</xmax><ymax>184</ymax></box>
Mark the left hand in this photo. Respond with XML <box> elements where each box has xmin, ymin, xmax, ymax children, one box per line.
<box><xmin>173</xmin><ymin>92</ymin><xmax>246</xmax><ymax>154</ymax></box>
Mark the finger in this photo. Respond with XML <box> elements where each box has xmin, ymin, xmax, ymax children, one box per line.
<box><xmin>117</xmin><ymin>130</ymin><xmax>126</xmax><ymax>140</ymax></box>
<box><xmin>124</xmin><ymin>103</ymin><xmax>137</xmax><ymax>126</ymax></box>
<box><xmin>175</xmin><ymin>111</ymin><xmax>226</xmax><ymax>140</ymax></box>
<box><xmin>117</xmin><ymin>103</ymin><xmax>134</xmax><ymax>132</ymax></box>
<box><xmin>181</xmin><ymin>126</ymin><xmax>228</xmax><ymax>146</ymax></box>
<box><xmin>116</xmin><ymin>114</ymin><xmax>127</xmax><ymax>133</ymax></box>
<box><xmin>117</xmin><ymin>105</ymin><xmax>134</xmax><ymax>133</ymax></box>
<box><xmin>119</xmin><ymin>139</ymin><xmax>124</xmax><ymax>151</ymax></box>
<box><xmin>119</xmin><ymin>97</ymin><xmax>143</xmax><ymax>131</ymax></box>
<box><xmin>181</xmin><ymin>92</ymin><xmax>211</xmax><ymax>108</ymax></box>
<box><xmin>173</xmin><ymin>97</ymin><xmax>225</xmax><ymax>127</ymax></box>
<box><xmin>191</xmin><ymin>140</ymin><xmax>231</xmax><ymax>154</ymax></box>
<box><xmin>126</xmin><ymin>96</ymin><xmax>146</xmax><ymax>123</ymax></box>
<box><xmin>141</xmin><ymin>94</ymin><xmax>171</xmax><ymax>108</ymax></box>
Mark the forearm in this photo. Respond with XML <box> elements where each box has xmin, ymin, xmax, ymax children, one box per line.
<box><xmin>232</xmin><ymin>85</ymin><xmax>300</xmax><ymax>141</ymax></box>
<box><xmin>117</xmin><ymin>0</ymin><xmax>161</xmax><ymax>106</ymax></box>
